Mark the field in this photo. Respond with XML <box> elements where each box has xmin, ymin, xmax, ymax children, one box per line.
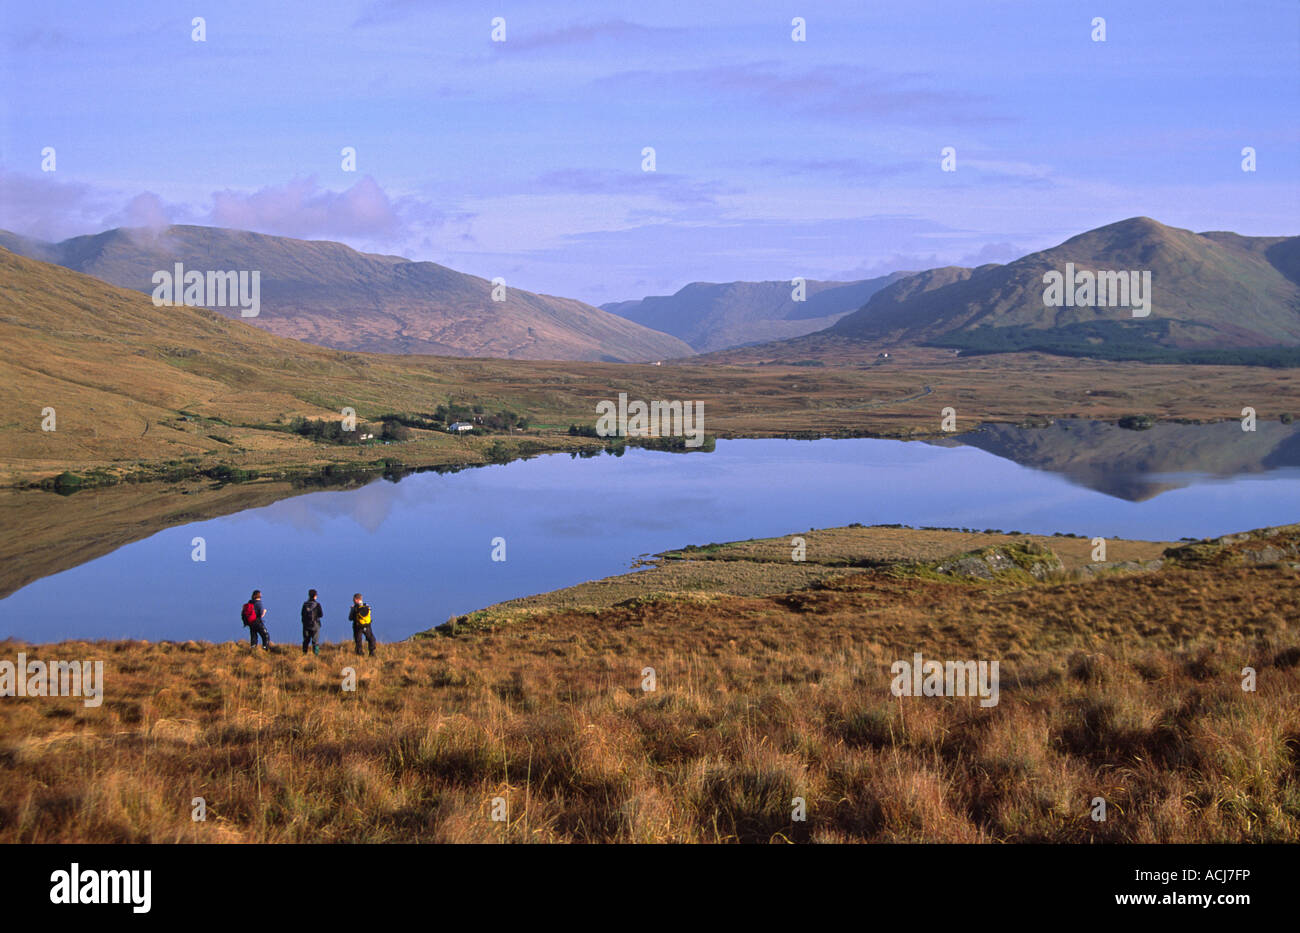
<box><xmin>1</xmin><ymin>524</ymin><xmax>1295</xmax><ymax>843</ymax></box>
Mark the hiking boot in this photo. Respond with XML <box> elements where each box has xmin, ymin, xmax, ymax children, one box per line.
<box><xmin>313</xmin><ymin>646</ymin><xmax>320</xmax><ymax>656</ymax></box>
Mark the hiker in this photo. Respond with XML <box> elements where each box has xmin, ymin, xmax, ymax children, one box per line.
<box><xmin>348</xmin><ymin>593</ymin><xmax>377</xmax><ymax>656</ymax></box>
<box><xmin>241</xmin><ymin>589</ymin><xmax>271</xmax><ymax>649</ymax></box>
<box><xmin>301</xmin><ymin>588</ymin><xmax>323</xmax><ymax>655</ymax></box>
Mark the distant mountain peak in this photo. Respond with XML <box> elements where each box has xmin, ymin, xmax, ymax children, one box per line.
<box><xmin>603</xmin><ymin>272</ymin><xmax>912</xmax><ymax>352</ymax></box>
<box><xmin>823</xmin><ymin>218</ymin><xmax>1300</xmax><ymax>363</ymax></box>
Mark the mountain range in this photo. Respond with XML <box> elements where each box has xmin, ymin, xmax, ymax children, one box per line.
<box><xmin>702</xmin><ymin>218</ymin><xmax>1300</xmax><ymax>365</ymax></box>
<box><xmin>600</xmin><ymin>274</ymin><xmax>910</xmax><ymax>352</ymax></box>
<box><xmin>5</xmin><ymin>217</ymin><xmax>1298</xmax><ymax>367</ymax></box>
<box><xmin>0</xmin><ymin>225</ymin><xmax>692</xmax><ymax>363</ymax></box>
<box><xmin>825</xmin><ymin>217</ymin><xmax>1300</xmax><ymax>363</ymax></box>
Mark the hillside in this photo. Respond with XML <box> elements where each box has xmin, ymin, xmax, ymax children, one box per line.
<box><xmin>0</xmin><ymin>225</ymin><xmax>693</xmax><ymax>363</ymax></box>
<box><xmin>826</xmin><ymin>218</ymin><xmax>1300</xmax><ymax>363</ymax></box>
<box><xmin>0</xmin><ymin>245</ymin><xmax>597</xmax><ymax>480</ymax></box>
<box><xmin>602</xmin><ymin>274</ymin><xmax>909</xmax><ymax>352</ymax></box>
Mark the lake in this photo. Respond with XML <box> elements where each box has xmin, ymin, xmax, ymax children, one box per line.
<box><xmin>4</xmin><ymin>423</ymin><xmax>1299</xmax><ymax>642</ymax></box>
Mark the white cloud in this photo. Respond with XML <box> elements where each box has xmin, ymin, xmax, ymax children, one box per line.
<box><xmin>209</xmin><ymin>175</ymin><xmax>404</xmax><ymax>239</ymax></box>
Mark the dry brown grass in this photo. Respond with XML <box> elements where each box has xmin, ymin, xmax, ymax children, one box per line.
<box><xmin>475</xmin><ymin>525</ymin><xmax>1170</xmax><ymax>618</ymax></box>
<box><xmin>0</xmin><ymin>529</ymin><xmax>1296</xmax><ymax>843</ymax></box>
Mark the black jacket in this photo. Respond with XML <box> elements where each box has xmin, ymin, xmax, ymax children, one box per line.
<box><xmin>301</xmin><ymin>599</ymin><xmax>323</xmax><ymax>628</ymax></box>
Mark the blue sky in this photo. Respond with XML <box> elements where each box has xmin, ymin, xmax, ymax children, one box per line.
<box><xmin>2</xmin><ymin>0</ymin><xmax>1297</xmax><ymax>304</ymax></box>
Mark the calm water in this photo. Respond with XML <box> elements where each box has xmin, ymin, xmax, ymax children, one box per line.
<box><xmin>4</xmin><ymin>433</ymin><xmax>1299</xmax><ymax>642</ymax></box>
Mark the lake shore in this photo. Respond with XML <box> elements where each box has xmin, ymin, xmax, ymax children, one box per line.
<box><xmin>436</xmin><ymin>523</ymin><xmax>1176</xmax><ymax>632</ymax></box>
<box><xmin>6</xmin><ymin>352</ymin><xmax>1300</xmax><ymax>490</ymax></box>
<box><xmin>1</xmin><ymin>523</ymin><xmax>1295</xmax><ymax>842</ymax></box>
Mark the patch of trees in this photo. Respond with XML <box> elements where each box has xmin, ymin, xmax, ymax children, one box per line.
<box><xmin>377</xmin><ymin>406</ymin><xmax>530</xmax><ymax>434</ymax></box>
<box><xmin>484</xmin><ymin>410</ymin><xmax>528</xmax><ymax>430</ymax></box>
<box><xmin>289</xmin><ymin>417</ymin><xmax>366</xmax><ymax>444</ymax></box>
<box><xmin>288</xmin><ymin>416</ymin><xmax>410</xmax><ymax>444</ymax></box>
<box><xmin>286</xmin><ymin>401</ymin><xmax>534</xmax><ymax>446</ymax></box>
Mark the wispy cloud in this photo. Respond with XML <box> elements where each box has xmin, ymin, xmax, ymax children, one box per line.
<box><xmin>352</xmin><ymin>0</ymin><xmax>440</xmax><ymax>29</ymax></box>
<box><xmin>530</xmin><ymin>168</ymin><xmax>737</xmax><ymax>205</ymax></box>
<box><xmin>0</xmin><ymin>171</ymin><xmax>453</xmax><ymax>250</ymax></box>
<box><xmin>749</xmin><ymin>157</ymin><xmax>913</xmax><ymax>181</ymax></box>
<box><xmin>5</xmin><ymin>27</ymin><xmax>78</xmax><ymax>51</ymax></box>
<box><xmin>832</xmin><ymin>240</ymin><xmax>1025</xmax><ymax>281</ymax></box>
<box><xmin>209</xmin><ymin>175</ymin><xmax>405</xmax><ymax>239</ymax></box>
<box><xmin>510</xmin><ymin>19</ymin><xmax>685</xmax><ymax>52</ymax></box>
<box><xmin>102</xmin><ymin>192</ymin><xmax>181</xmax><ymax>231</ymax></box>
<box><xmin>606</xmin><ymin>61</ymin><xmax>1009</xmax><ymax>125</ymax></box>
<box><xmin>0</xmin><ymin>170</ymin><xmax>115</xmax><ymax>242</ymax></box>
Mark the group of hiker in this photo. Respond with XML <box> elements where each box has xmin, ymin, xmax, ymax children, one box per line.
<box><xmin>240</xmin><ymin>589</ymin><xmax>378</xmax><ymax>656</ymax></box>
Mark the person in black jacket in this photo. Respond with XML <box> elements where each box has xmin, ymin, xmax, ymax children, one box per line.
<box><xmin>348</xmin><ymin>593</ymin><xmax>377</xmax><ymax>656</ymax></box>
<box><xmin>301</xmin><ymin>589</ymin><xmax>323</xmax><ymax>655</ymax></box>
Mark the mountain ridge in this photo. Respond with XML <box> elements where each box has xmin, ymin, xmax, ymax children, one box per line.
<box><xmin>829</xmin><ymin>217</ymin><xmax>1300</xmax><ymax>359</ymax></box>
<box><xmin>701</xmin><ymin>218</ymin><xmax>1300</xmax><ymax>365</ymax></box>
<box><xmin>601</xmin><ymin>273</ymin><xmax>911</xmax><ymax>352</ymax></box>
<box><xmin>0</xmin><ymin>225</ymin><xmax>693</xmax><ymax>363</ymax></box>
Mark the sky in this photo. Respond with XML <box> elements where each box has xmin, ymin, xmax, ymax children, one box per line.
<box><xmin>1</xmin><ymin>0</ymin><xmax>1298</xmax><ymax>305</ymax></box>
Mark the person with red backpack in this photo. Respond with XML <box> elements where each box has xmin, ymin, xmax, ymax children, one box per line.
<box><xmin>241</xmin><ymin>589</ymin><xmax>271</xmax><ymax>649</ymax></box>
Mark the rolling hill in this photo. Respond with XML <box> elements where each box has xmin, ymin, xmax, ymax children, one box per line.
<box><xmin>0</xmin><ymin>225</ymin><xmax>693</xmax><ymax>363</ymax></box>
<box><xmin>826</xmin><ymin>218</ymin><xmax>1300</xmax><ymax>364</ymax></box>
<box><xmin>602</xmin><ymin>274</ymin><xmax>910</xmax><ymax>352</ymax></box>
<box><xmin>0</xmin><ymin>242</ymin><xmax>436</xmax><ymax>470</ymax></box>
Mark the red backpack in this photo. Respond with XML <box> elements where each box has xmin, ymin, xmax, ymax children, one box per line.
<box><xmin>241</xmin><ymin>601</ymin><xmax>258</xmax><ymax>626</ymax></box>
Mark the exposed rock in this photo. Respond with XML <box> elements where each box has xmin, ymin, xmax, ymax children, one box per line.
<box><xmin>936</xmin><ymin>556</ymin><xmax>997</xmax><ymax>579</ymax></box>
<box><xmin>1243</xmin><ymin>546</ymin><xmax>1286</xmax><ymax>564</ymax></box>
<box><xmin>934</xmin><ymin>542</ymin><xmax>1063</xmax><ymax>580</ymax></box>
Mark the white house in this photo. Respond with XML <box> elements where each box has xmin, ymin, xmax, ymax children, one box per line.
<box><xmin>449</xmin><ymin>422</ymin><xmax>473</xmax><ymax>433</ymax></box>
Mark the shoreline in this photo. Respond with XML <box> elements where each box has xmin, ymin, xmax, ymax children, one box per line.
<box><xmin>1</xmin><ymin>521</ymin><xmax>1294</xmax><ymax>843</ymax></box>
<box><xmin>0</xmin><ymin>409</ymin><xmax>1276</xmax><ymax>493</ymax></box>
<box><xmin>6</xmin><ymin>521</ymin><xmax>1267</xmax><ymax>648</ymax></box>
<box><xmin>7</xmin><ymin>346</ymin><xmax>1300</xmax><ymax>491</ymax></box>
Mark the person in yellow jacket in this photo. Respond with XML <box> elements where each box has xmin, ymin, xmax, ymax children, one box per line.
<box><xmin>348</xmin><ymin>593</ymin><xmax>377</xmax><ymax>656</ymax></box>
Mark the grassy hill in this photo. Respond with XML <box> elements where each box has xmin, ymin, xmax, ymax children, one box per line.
<box><xmin>0</xmin><ymin>245</ymin><xmax>616</xmax><ymax>484</ymax></box>
<box><xmin>826</xmin><ymin>218</ymin><xmax>1300</xmax><ymax>364</ymax></box>
<box><xmin>0</xmin><ymin>225</ymin><xmax>693</xmax><ymax>363</ymax></box>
